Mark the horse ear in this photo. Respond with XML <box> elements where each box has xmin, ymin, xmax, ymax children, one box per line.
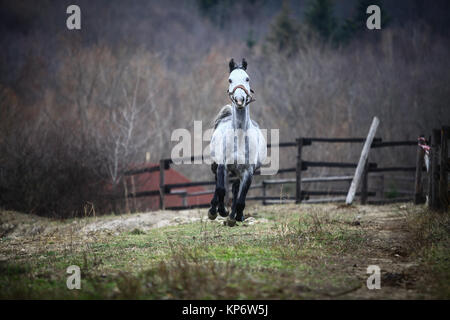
<box><xmin>229</xmin><ymin>58</ymin><xmax>236</xmax><ymax>73</ymax></box>
<box><xmin>241</xmin><ymin>58</ymin><xmax>247</xmax><ymax>70</ymax></box>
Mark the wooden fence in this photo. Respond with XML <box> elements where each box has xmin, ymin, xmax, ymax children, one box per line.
<box><xmin>123</xmin><ymin>135</ymin><xmax>426</xmax><ymax>210</ymax></box>
<box><xmin>415</xmin><ymin>126</ymin><xmax>449</xmax><ymax>211</ymax></box>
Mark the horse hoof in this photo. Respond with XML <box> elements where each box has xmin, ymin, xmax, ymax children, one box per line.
<box><xmin>218</xmin><ymin>205</ymin><xmax>228</xmax><ymax>217</ymax></box>
<box><xmin>226</xmin><ymin>218</ymin><xmax>236</xmax><ymax>227</ymax></box>
<box><xmin>218</xmin><ymin>209</ymin><xmax>229</xmax><ymax>217</ymax></box>
<box><xmin>208</xmin><ymin>208</ymin><xmax>218</xmax><ymax>220</ymax></box>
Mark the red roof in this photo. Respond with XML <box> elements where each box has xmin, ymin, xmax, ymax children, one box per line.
<box><xmin>124</xmin><ymin>163</ymin><xmax>212</xmax><ymax>211</ymax></box>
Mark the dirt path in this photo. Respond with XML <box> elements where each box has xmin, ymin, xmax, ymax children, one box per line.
<box><xmin>334</xmin><ymin>204</ymin><xmax>430</xmax><ymax>299</ymax></box>
<box><xmin>0</xmin><ymin>208</ymin><xmax>207</xmax><ymax>262</ymax></box>
<box><xmin>0</xmin><ymin>208</ymin><xmax>205</xmax><ymax>238</ymax></box>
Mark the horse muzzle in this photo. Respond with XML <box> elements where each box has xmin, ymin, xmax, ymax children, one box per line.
<box><xmin>236</xmin><ymin>96</ymin><xmax>245</xmax><ymax>108</ymax></box>
<box><xmin>228</xmin><ymin>85</ymin><xmax>255</xmax><ymax>107</ymax></box>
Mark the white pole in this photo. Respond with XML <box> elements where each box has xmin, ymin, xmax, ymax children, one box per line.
<box><xmin>346</xmin><ymin>117</ymin><xmax>380</xmax><ymax>205</ymax></box>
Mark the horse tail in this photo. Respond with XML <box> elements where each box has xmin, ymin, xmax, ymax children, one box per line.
<box><xmin>213</xmin><ymin>105</ymin><xmax>232</xmax><ymax>129</ymax></box>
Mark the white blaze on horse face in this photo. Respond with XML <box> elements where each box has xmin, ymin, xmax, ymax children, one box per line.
<box><xmin>228</xmin><ymin>69</ymin><xmax>251</xmax><ymax>108</ymax></box>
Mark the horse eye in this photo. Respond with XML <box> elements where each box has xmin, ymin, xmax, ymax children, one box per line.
<box><xmin>245</xmin><ymin>77</ymin><xmax>249</xmax><ymax>82</ymax></box>
<box><xmin>228</xmin><ymin>79</ymin><xmax>232</xmax><ymax>83</ymax></box>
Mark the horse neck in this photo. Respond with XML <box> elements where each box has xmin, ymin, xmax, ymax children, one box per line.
<box><xmin>231</xmin><ymin>103</ymin><xmax>251</xmax><ymax>131</ymax></box>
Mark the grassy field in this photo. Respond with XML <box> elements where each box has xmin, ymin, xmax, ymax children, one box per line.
<box><xmin>0</xmin><ymin>203</ymin><xmax>448</xmax><ymax>299</ymax></box>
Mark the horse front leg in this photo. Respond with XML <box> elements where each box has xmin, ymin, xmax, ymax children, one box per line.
<box><xmin>235</xmin><ymin>170</ymin><xmax>253</xmax><ymax>222</ymax></box>
<box><xmin>209</xmin><ymin>164</ymin><xmax>228</xmax><ymax>221</ymax></box>
<box><xmin>229</xmin><ymin>179</ymin><xmax>240</xmax><ymax>221</ymax></box>
<box><xmin>216</xmin><ymin>164</ymin><xmax>229</xmax><ymax>217</ymax></box>
<box><xmin>227</xmin><ymin>168</ymin><xmax>253</xmax><ymax>226</ymax></box>
<box><xmin>208</xmin><ymin>172</ymin><xmax>219</xmax><ymax>220</ymax></box>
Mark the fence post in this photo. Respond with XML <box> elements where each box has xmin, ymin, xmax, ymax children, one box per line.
<box><xmin>182</xmin><ymin>193</ymin><xmax>187</xmax><ymax>207</ymax></box>
<box><xmin>379</xmin><ymin>174</ymin><xmax>384</xmax><ymax>200</ymax></box>
<box><xmin>262</xmin><ymin>180</ymin><xmax>267</xmax><ymax>205</ymax></box>
<box><xmin>361</xmin><ymin>159</ymin><xmax>369</xmax><ymax>204</ymax></box>
<box><xmin>123</xmin><ymin>178</ymin><xmax>130</xmax><ymax>214</ymax></box>
<box><xmin>430</xmin><ymin>129</ymin><xmax>441</xmax><ymax>210</ymax></box>
<box><xmin>159</xmin><ymin>159</ymin><xmax>166</xmax><ymax>210</ymax></box>
<box><xmin>131</xmin><ymin>175</ymin><xmax>137</xmax><ymax>212</ymax></box>
<box><xmin>427</xmin><ymin>135</ymin><xmax>432</xmax><ymax>205</ymax></box>
<box><xmin>440</xmin><ymin>127</ymin><xmax>449</xmax><ymax>211</ymax></box>
<box><xmin>346</xmin><ymin>117</ymin><xmax>380</xmax><ymax>205</ymax></box>
<box><xmin>111</xmin><ymin>183</ymin><xmax>118</xmax><ymax>214</ymax></box>
<box><xmin>296</xmin><ymin>138</ymin><xmax>303</xmax><ymax>204</ymax></box>
<box><xmin>415</xmin><ymin>135</ymin><xmax>425</xmax><ymax>204</ymax></box>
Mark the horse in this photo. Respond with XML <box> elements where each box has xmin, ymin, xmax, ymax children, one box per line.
<box><xmin>208</xmin><ymin>58</ymin><xmax>267</xmax><ymax>227</ymax></box>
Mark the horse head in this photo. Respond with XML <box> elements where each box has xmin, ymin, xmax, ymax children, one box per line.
<box><xmin>227</xmin><ymin>58</ymin><xmax>255</xmax><ymax>108</ymax></box>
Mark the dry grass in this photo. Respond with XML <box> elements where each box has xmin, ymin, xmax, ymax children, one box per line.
<box><xmin>404</xmin><ymin>208</ymin><xmax>450</xmax><ymax>298</ymax></box>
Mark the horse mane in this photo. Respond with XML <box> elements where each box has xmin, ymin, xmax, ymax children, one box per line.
<box><xmin>213</xmin><ymin>104</ymin><xmax>232</xmax><ymax>129</ymax></box>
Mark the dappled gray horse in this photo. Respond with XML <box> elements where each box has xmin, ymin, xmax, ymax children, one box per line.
<box><xmin>209</xmin><ymin>58</ymin><xmax>267</xmax><ymax>227</ymax></box>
